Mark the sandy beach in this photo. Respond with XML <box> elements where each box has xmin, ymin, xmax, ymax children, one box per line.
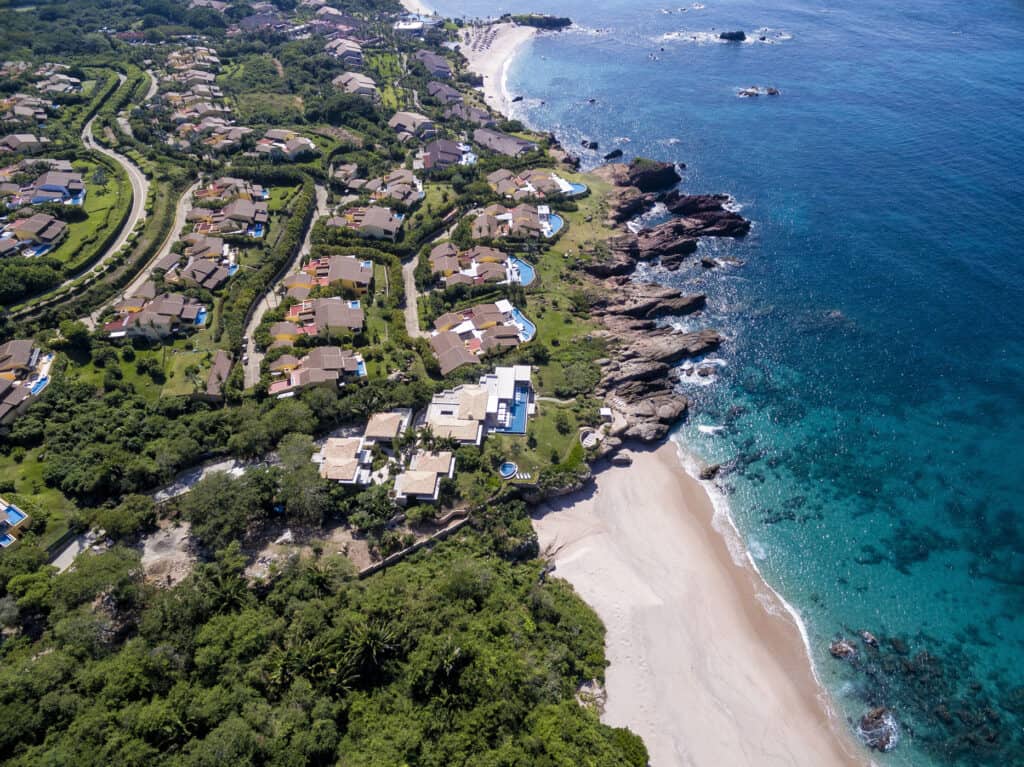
<box><xmin>533</xmin><ymin>443</ymin><xmax>867</xmax><ymax>767</ymax></box>
<box><xmin>399</xmin><ymin>0</ymin><xmax>433</xmax><ymax>15</ymax></box>
<box><xmin>458</xmin><ymin>23</ymin><xmax>538</xmax><ymax>117</ymax></box>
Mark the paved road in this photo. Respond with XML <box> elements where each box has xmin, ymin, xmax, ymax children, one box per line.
<box><xmin>402</xmin><ymin>252</ymin><xmax>427</xmax><ymax>338</ymax></box>
<box><xmin>243</xmin><ymin>184</ymin><xmax>329</xmax><ymax>388</ymax></box>
<box><xmin>63</xmin><ymin>76</ymin><xmax>150</xmax><ymax>291</ymax></box>
<box><xmin>87</xmin><ymin>179</ymin><xmax>200</xmax><ymax>327</ymax></box>
<box><xmin>144</xmin><ymin>68</ymin><xmax>159</xmax><ymax>101</ymax></box>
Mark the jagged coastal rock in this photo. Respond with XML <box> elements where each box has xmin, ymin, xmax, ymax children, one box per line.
<box><xmin>719</xmin><ymin>30</ymin><xmax>747</xmax><ymax>42</ymax></box>
<box><xmin>858</xmin><ymin>707</ymin><xmax>899</xmax><ymax>752</ymax></box>
<box><xmin>829</xmin><ymin>638</ymin><xmax>858</xmax><ymax>660</ymax></box>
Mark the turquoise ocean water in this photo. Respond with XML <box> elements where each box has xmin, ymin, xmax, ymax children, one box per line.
<box><xmin>432</xmin><ymin>0</ymin><xmax>1024</xmax><ymax>763</ymax></box>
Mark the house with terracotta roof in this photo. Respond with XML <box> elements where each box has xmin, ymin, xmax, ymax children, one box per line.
<box><xmin>363</xmin><ymin>409</ymin><xmax>412</xmax><ymax>447</ymax></box>
<box><xmin>268</xmin><ymin>345</ymin><xmax>366</xmax><ymax>396</ymax></box>
<box><xmin>427</xmin><ymin>243</ymin><xmax>512</xmax><ymax>287</ymax></box>
<box><xmin>315</xmin><ymin>437</ymin><xmax>373</xmax><ymax>484</ymax></box>
<box><xmin>303</xmin><ymin>255</ymin><xmax>373</xmax><ymax>293</ymax></box>
<box><xmin>287</xmin><ymin>297</ymin><xmax>365</xmax><ymax>335</ymax></box>
<box><xmin>428</xmin><ymin>300</ymin><xmax>532</xmax><ymax>374</ymax></box>
<box><xmin>104</xmin><ymin>293</ymin><xmax>207</xmax><ymax>341</ymax></box>
<box><xmin>327</xmin><ymin>206</ymin><xmax>403</xmax><ymax>241</ymax></box>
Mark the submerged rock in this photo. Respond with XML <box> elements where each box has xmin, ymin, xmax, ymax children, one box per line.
<box><xmin>829</xmin><ymin>638</ymin><xmax>858</xmax><ymax>660</ymax></box>
<box><xmin>582</xmin><ymin>139</ymin><xmax>599</xmax><ymax>150</ymax></box>
<box><xmin>858</xmin><ymin>707</ymin><xmax>899</xmax><ymax>752</ymax></box>
<box><xmin>860</xmin><ymin>630</ymin><xmax>880</xmax><ymax>648</ymax></box>
<box><xmin>699</xmin><ymin>463</ymin><xmax>721</xmax><ymax>480</ymax></box>
<box><xmin>719</xmin><ymin>30</ymin><xmax>747</xmax><ymax>41</ymax></box>
<box><xmin>603</xmin><ymin>148</ymin><xmax>624</xmax><ymax>160</ymax></box>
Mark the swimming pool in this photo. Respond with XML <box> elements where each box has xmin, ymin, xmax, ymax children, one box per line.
<box><xmin>3</xmin><ymin>504</ymin><xmax>27</xmax><ymax>527</ymax></box>
<box><xmin>356</xmin><ymin>359</ymin><xmax>367</xmax><ymax>377</ymax></box>
<box><xmin>0</xmin><ymin>534</ymin><xmax>14</xmax><ymax>548</ymax></box>
<box><xmin>30</xmin><ymin>376</ymin><xmax>49</xmax><ymax>396</ymax></box>
<box><xmin>194</xmin><ymin>307</ymin><xmax>208</xmax><ymax>326</ymax></box>
<box><xmin>248</xmin><ymin>223</ymin><xmax>265</xmax><ymax>238</ymax></box>
<box><xmin>544</xmin><ymin>214</ymin><xmax>564</xmax><ymax>238</ymax></box>
<box><xmin>492</xmin><ymin>382</ymin><xmax>531</xmax><ymax>434</ymax></box>
<box><xmin>511</xmin><ymin>308</ymin><xmax>536</xmax><ymax>343</ymax></box>
<box><xmin>509</xmin><ymin>257</ymin><xmax>536</xmax><ymax>286</ymax></box>
<box><xmin>499</xmin><ymin>462</ymin><xmax>518</xmax><ymax>479</ymax></box>
<box><xmin>227</xmin><ymin>264</ymin><xmax>239</xmax><ymax>277</ymax></box>
<box><xmin>566</xmin><ymin>182</ymin><xmax>588</xmax><ymax>196</ymax></box>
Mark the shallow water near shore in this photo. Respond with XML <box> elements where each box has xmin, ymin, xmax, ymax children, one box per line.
<box><xmin>434</xmin><ymin>0</ymin><xmax>1024</xmax><ymax>764</ymax></box>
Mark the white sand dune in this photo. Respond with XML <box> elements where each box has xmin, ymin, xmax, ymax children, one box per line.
<box><xmin>533</xmin><ymin>443</ymin><xmax>867</xmax><ymax>767</ymax></box>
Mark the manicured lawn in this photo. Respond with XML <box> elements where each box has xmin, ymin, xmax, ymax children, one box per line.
<box><xmin>0</xmin><ymin>448</ymin><xmax>78</xmax><ymax>551</ymax></box>
<box><xmin>53</xmin><ymin>158</ymin><xmax>131</xmax><ymax>269</ymax></box>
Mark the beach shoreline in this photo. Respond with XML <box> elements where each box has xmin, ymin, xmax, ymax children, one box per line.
<box><xmin>457</xmin><ymin>22</ymin><xmax>539</xmax><ymax>117</ymax></box>
<box><xmin>533</xmin><ymin>442</ymin><xmax>868</xmax><ymax>767</ymax></box>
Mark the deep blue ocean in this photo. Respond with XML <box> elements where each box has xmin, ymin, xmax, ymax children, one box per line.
<box><xmin>431</xmin><ymin>0</ymin><xmax>1024</xmax><ymax>763</ymax></box>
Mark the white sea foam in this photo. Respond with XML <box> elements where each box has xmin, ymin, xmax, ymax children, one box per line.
<box><xmin>655</xmin><ymin>28</ymin><xmax>792</xmax><ymax>45</ymax></box>
<box><xmin>626</xmin><ymin>201</ymin><xmax>668</xmax><ymax>233</ymax></box>
<box><xmin>697</xmin><ymin>424</ymin><xmax>725</xmax><ymax>435</ymax></box>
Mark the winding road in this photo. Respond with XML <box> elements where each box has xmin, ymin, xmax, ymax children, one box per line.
<box><xmin>243</xmin><ymin>184</ymin><xmax>329</xmax><ymax>388</ymax></box>
<box><xmin>402</xmin><ymin>253</ymin><xmax>427</xmax><ymax>338</ymax></box>
<box><xmin>45</xmin><ymin>75</ymin><xmax>150</xmax><ymax>301</ymax></box>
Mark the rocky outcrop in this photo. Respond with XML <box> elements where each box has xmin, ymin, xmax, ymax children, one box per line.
<box><xmin>608</xmin><ymin>186</ymin><xmax>658</xmax><ymax>224</ymax></box>
<box><xmin>590</xmin><ymin>282</ymin><xmax>706</xmax><ymax>320</ymax></box>
<box><xmin>858</xmin><ymin>707</ymin><xmax>899</xmax><ymax>752</ymax></box>
<box><xmin>829</xmin><ymin>638</ymin><xmax>858</xmax><ymax>660</ymax></box>
<box><xmin>719</xmin><ymin>30</ymin><xmax>746</xmax><ymax>41</ymax></box>
<box><xmin>663</xmin><ymin>191</ymin><xmax>751</xmax><ymax>237</ymax></box>
<box><xmin>627</xmin><ymin>159</ymin><xmax>682</xmax><ymax>192</ymax></box>
<box><xmin>603</xmin><ymin>148</ymin><xmax>624</xmax><ymax>161</ymax></box>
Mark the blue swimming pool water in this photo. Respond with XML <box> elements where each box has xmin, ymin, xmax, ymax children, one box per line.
<box><xmin>511</xmin><ymin>308</ymin><xmax>536</xmax><ymax>342</ymax></box>
<box><xmin>0</xmin><ymin>534</ymin><xmax>15</xmax><ymax>548</ymax></box>
<box><xmin>566</xmin><ymin>182</ymin><xmax>588</xmax><ymax>196</ymax></box>
<box><xmin>3</xmin><ymin>505</ymin><xmax>27</xmax><ymax>526</ymax></box>
<box><xmin>492</xmin><ymin>382</ymin><xmax>531</xmax><ymax>434</ymax></box>
<box><xmin>544</xmin><ymin>213</ymin><xmax>564</xmax><ymax>238</ymax></box>
<box><xmin>509</xmin><ymin>256</ymin><xmax>536</xmax><ymax>286</ymax></box>
<box><xmin>29</xmin><ymin>376</ymin><xmax>49</xmax><ymax>396</ymax></box>
<box><xmin>499</xmin><ymin>461</ymin><xmax>518</xmax><ymax>478</ymax></box>
<box><xmin>248</xmin><ymin>223</ymin><xmax>265</xmax><ymax>238</ymax></box>
<box><xmin>356</xmin><ymin>359</ymin><xmax>367</xmax><ymax>377</ymax></box>
<box><xmin>194</xmin><ymin>307</ymin><xmax>208</xmax><ymax>326</ymax></box>
<box><xmin>227</xmin><ymin>264</ymin><xmax>239</xmax><ymax>277</ymax></box>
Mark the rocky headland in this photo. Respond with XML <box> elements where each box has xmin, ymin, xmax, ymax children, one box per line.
<box><xmin>579</xmin><ymin>159</ymin><xmax>749</xmax><ymax>442</ymax></box>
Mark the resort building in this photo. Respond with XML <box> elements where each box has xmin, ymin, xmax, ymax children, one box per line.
<box><xmin>302</xmin><ymin>254</ymin><xmax>374</xmax><ymax>293</ymax></box>
<box><xmin>428</xmin><ymin>300</ymin><xmax>535</xmax><ymax>374</ymax></box>
<box><xmin>426</xmin><ymin>81</ymin><xmax>461</xmax><ymax>104</ymax></box>
<box><xmin>326</xmin><ymin>206</ymin><xmax>403</xmax><ymax>241</ymax></box>
<box><xmin>104</xmin><ymin>293</ymin><xmax>207</xmax><ymax>341</ymax></box>
<box><xmin>445</xmin><ymin>102</ymin><xmax>495</xmax><ymax>128</ymax></box>
<box><xmin>393</xmin><ymin>450</ymin><xmax>456</xmax><ymax>504</ymax></box>
<box><xmin>472</xmin><ymin>128</ymin><xmax>537</xmax><ymax>157</ymax></box>
<box><xmin>387</xmin><ymin>111</ymin><xmax>436</xmax><ymax>142</ymax></box>
<box><xmin>268</xmin><ymin>345</ymin><xmax>366</xmax><ymax>396</ymax></box>
<box><xmin>418</xmin><ymin>139</ymin><xmax>476</xmax><ymax>170</ymax></box>
<box><xmin>413</xmin><ymin>50</ymin><xmax>452</xmax><ymax>79</ymax></box>
<box><xmin>471</xmin><ymin>203</ymin><xmax>552</xmax><ymax>239</ymax></box>
<box><xmin>324</xmin><ymin>37</ymin><xmax>363</xmax><ymax>66</ymax></box>
<box><xmin>427</xmin><ymin>243</ymin><xmax>534</xmax><ymax>287</ymax></box>
<box><xmin>363</xmin><ymin>409</ymin><xmax>413</xmax><ymax>448</ymax></box>
<box><xmin>347</xmin><ymin>168</ymin><xmax>423</xmax><ymax>207</ymax></box>
<box><xmin>422</xmin><ymin>365</ymin><xmax>534</xmax><ymax>444</ymax></box>
<box><xmin>315</xmin><ymin>437</ymin><xmax>373</xmax><ymax>485</ymax></box>
<box><xmin>187</xmin><ymin>197</ymin><xmax>268</xmax><ymax>237</ymax></box>
<box><xmin>286</xmin><ymin>296</ymin><xmax>365</xmax><ymax>334</ymax></box>
<box><xmin>195</xmin><ymin>176</ymin><xmax>268</xmax><ymax>203</ymax></box>
<box><xmin>254</xmin><ymin>129</ymin><xmax>317</xmax><ymax>162</ymax></box>
<box><xmin>486</xmin><ymin>168</ymin><xmax>584</xmax><ymax>200</ymax></box>
<box><xmin>2</xmin><ymin>212</ymin><xmax>67</xmax><ymax>254</ymax></box>
<box><xmin>0</xmin><ymin>133</ymin><xmax>51</xmax><ymax>154</ymax></box>
<box><xmin>333</xmin><ymin>71</ymin><xmax>378</xmax><ymax>99</ymax></box>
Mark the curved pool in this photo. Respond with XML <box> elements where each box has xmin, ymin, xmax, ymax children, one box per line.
<box><xmin>566</xmin><ymin>182</ymin><xmax>588</xmax><ymax>196</ymax></box>
<box><xmin>509</xmin><ymin>256</ymin><xmax>536</xmax><ymax>286</ymax></box>
<box><xmin>499</xmin><ymin>462</ymin><xmax>518</xmax><ymax>479</ymax></box>
<box><xmin>511</xmin><ymin>308</ymin><xmax>536</xmax><ymax>342</ymax></box>
<box><xmin>544</xmin><ymin>214</ymin><xmax>564</xmax><ymax>238</ymax></box>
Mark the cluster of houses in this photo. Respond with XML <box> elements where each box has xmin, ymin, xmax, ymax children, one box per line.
<box><xmin>0</xmin><ymin>338</ymin><xmax>51</xmax><ymax>426</ymax></box>
<box><xmin>314</xmin><ymin>365</ymin><xmax>534</xmax><ymax>504</ymax></box>
<box><xmin>429</xmin><ymin>300</ymin><xmax>533</xmax><ymax>376</ymax></box>
<box><xmin>1</xmin><ymin>93</ymin><xmax>55</xmax><ymax>126</ymax></box>
<box><xmin>334</xmin><ymin>166</ymin><xmax>424</xmax><ymax>208</ymax></box>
